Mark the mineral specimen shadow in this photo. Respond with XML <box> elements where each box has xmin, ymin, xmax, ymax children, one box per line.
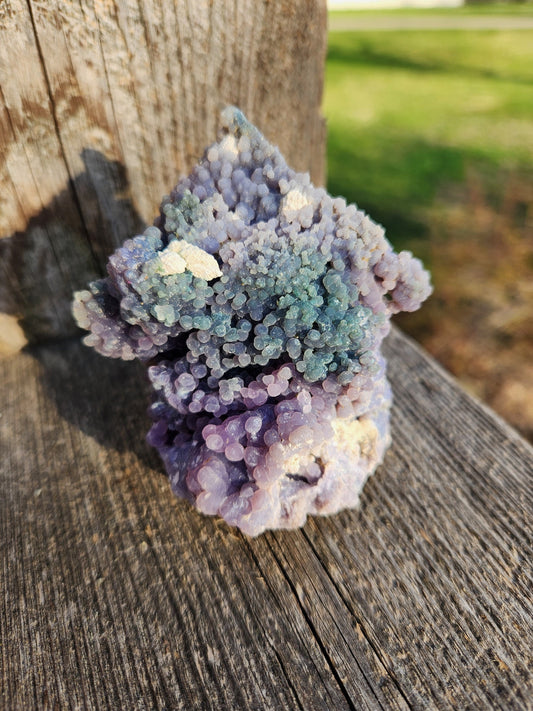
<box><xmin>1</xmin><ymin>150</ymin><xmax>159</xmax><ymax>468</ymax></box>
<box><xmin>32</xmin><ymin>338</ymin><xmax>161</xmax><ymax>471</ymax></box>
<box><xmin>0</xmin><ymin>149</ymin><xmax>146</xmax><ymax>345</ymax></box>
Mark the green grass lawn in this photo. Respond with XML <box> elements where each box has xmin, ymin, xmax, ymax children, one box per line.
<box><xmin>325</xmin><ymin>25</ymin><xmax>533</xmax><ymax>250</ymax></box>
<box><xmin>324</xmin><ymin>16</ymin><xmax>533</xmax><ymax>438</ymax></box>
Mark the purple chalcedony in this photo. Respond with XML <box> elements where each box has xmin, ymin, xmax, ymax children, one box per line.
<box><xmin>73</xmin><ymin>107</ymin><xmax>431</xmax><ymax>535</ymax></box>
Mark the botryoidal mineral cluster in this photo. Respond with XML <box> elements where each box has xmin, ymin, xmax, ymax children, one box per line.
<box><xmin>73</xmin><ymin>108</ymin><xmax>432</xmax><ymax>536</ymax></box>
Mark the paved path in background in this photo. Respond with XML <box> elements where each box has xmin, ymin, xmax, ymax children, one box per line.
<box><xmin>329</xmin><ymin>15</ymin><xmax>533</xmax><ymax>31</ymax></box>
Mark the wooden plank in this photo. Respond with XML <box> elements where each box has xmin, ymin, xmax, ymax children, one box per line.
<box><xmin>1</xmin><ymin>327</ymin><xmax>532</xmax><ymax>709</ymax></box>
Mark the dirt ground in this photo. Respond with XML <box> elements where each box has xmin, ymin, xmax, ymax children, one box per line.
<box><xmin>396</xmin><ymin>170</ymin><xmax>533</xmax><ymax>441</ymax></box>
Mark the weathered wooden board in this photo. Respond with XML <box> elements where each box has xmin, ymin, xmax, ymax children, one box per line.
<box><xmin>0</xmin><ymin>0</ymin><xmax>327</xmax><ymax>344</ymax></box>
<box><xmin>1</xmin><ymin>327</ymin><xmax>532</xmax><ymax>710</ymax></box>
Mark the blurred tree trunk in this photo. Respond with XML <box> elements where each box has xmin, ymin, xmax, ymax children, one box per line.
<box><xmin>0</xmin><ymin>0</ymin><xmax>327</xmax><ymax>349</ymax></box>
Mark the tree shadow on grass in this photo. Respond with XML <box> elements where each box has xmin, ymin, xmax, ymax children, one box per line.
<box><xmin>327</xmin><ymin>37</ymin><xmax>533</xmax><ymax>86</ymax></box>
<box><xmin>326</xmin><ymin>126</ymin><xmax>466</xmax><ymax>251</ymax></box>
<box><xmin>328</xmin><ymin>39</ymin><xmax>443</xmax><ymax>75</ymax></box>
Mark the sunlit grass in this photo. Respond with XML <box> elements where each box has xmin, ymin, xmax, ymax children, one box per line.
<box><xmin>324</xmin><ymin>22</ymin><xmax>533</xmax><ymax>438</ymax></box>
<box><xmin>325</xmin><ymin>29</ymin><xmax>533</xmax><ymax>248</ymax></box>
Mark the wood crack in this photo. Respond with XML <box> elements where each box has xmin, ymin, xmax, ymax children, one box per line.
<box><xmin>301</xmin><ymin>529</ymin><xmax>416</xmax><ymax>711</ymax></box>
<box><xmin>264</xmin><ymin>537</ymin><xmax>372</xmax><ymax>711</ymax></box>
<box><xmin>243</xmin><ymin>539</ymin><xmax>338</xmax><ymax>711</ymax></box>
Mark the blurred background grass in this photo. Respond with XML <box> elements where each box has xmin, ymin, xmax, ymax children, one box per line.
<box><xmin>325</xmin><ymin>5</ymin><xmax>533</xmax><ymax>439</ymax></box>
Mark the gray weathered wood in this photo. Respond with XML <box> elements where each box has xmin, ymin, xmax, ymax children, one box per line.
<box><xmin>2</xmin><ymin>327</ymin><xmax>532</xmax><ymax>710</ymax></box>
<box><xmin>0</xmin><ymin>0</ymin><xmax>327</xmax><ymax>345</ymax></box>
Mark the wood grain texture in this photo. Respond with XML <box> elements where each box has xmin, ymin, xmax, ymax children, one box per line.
<box><xmin>0</xmin><ymin>0</ymin><xmax>327</xmax><ymax>343</ymax></box>
<box><xmin>1</xmin><ymin>327</ymin><xmax>532</xmax><ymax>710</ymax></box>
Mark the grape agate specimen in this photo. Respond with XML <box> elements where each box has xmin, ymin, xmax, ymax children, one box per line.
<box><xmin>73</xmin><ymin>108</ymin><xmax>432</xmax><ymax>536</ymax></box>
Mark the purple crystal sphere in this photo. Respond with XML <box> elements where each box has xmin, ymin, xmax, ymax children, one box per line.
<box><xmin>73</xmin><ymin>107</ymin><xmax>431</xmax><ymax>535</ymax></box>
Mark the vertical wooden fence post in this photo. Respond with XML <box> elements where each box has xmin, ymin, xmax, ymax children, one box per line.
<box><xmin>0</xmin><ymin>0</ymin><xmax>327</xmax><ymax>347</ymax></box>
